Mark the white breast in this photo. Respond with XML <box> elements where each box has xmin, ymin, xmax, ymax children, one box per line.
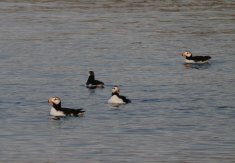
<box><xmin>185</xmin><ymin>59</ymin><xmax>196</xmax><ymax>63</ymax></box>
<box><xmin>185</xmin><ymin>59</ymin><xmax>209</xmax><ymax>64</ymax></box>
<box><xmin>50</xmin><ymin>107</ymin><xmax>65</xmax><ymax>116</ymax></box>
<box><xmin>108</xmin><ymin>95</ymin><xmax>125</xmax><ymax>104</ymax></box>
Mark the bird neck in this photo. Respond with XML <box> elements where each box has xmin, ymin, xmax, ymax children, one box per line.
<box><xmin>186</xmin><ymin>55</ymin><xmax>193</xmax><ymax>59</ymax></box>
<box><xmin>88</xmin><ymin>75</ymin><xmax>95</xmax><ymax>82</ymax></box>
<box><xmin>112</xmin><ymin>92</ymin><xmax>120</xmax><ymax>96</ymax></box>
<box><xmin>52</xmin><ymin>103</ymin><xmax>62</xmax><ymax>110</ymax></box>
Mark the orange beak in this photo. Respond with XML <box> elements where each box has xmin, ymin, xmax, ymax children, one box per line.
<box><xmin>48</xmin><ymin>98</ymin><xmax>53</xmax><ymax>105</ymax></box>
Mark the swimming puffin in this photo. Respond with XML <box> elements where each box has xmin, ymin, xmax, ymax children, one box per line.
<box><xmin>48</xmin><ymin>97</ymin><xmax>85</xmax><ymax>117</ymax></box>
<box><xmin>86</xmin><ymin>71</ymin><xmax>104</xmax><ymax>89</ymax></box>
<box><xmin>181</xmin><ymin>51</ymin><xmax>211</xmax><ymax>63</ymax></box>
<box><xmin>108</xmin><ymin>86</ymin><xmax>131</xmax><ymax>104</ymax></box>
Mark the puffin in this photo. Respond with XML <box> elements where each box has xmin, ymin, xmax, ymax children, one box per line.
<box><xmin>86</xmin><ymin>71</ymin><xmax>104</xmax><ymax>89</ymax></box>
<box><xmin>108</xmin><ymin>86</ymin><xmax>131</xmax><ymax>104</ymax></box>
<box><xmin>48</xmin><ymin>97</ymin><xmax>85</xmax><ymax>117</ymax></box>
<box><xmin>181</xmin><ymin>51</ymin><xmax>211</xmax><ymax>63</ymax></box>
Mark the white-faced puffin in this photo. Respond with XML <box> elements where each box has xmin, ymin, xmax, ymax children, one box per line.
<box><xmin>86</xmin><ymin>71</ymin><xmax>104</xmax><ymax>89</ymax></box>
<box><xmin>181</xmin><ymin>51</ymin><xmax>211</xmax><ymax>63</ymax></box>
<box><xmin>108</xmin><ymin>86</ymin><xmax>131</xmax><ymax>104</ymax></box>
<box><xmin>48</xmin><ymin>97</ymin><xmax>85</xmax><ymax>117</ymax></box>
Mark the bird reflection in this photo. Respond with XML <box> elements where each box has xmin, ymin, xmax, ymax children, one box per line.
<box><xmin>183</xmin><ymin>63</ymin><xmax>211</xmax><ymax>70</ymax></box>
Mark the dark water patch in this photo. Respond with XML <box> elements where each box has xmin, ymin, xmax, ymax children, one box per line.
<box><xmin>215</xmin><ymin>106</ymin><xmax>235</xmax><ymax>118</ymax></box>
<box><xmin>140</xmin><ymin>98</ymin><xmax>161</xmax><ymax>103</ymax></box>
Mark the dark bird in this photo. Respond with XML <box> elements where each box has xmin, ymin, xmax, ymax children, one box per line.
<box><xmin>86</xmin><ymin>71</ymin><xmax>104</xmax><ymax>89</ymax></box>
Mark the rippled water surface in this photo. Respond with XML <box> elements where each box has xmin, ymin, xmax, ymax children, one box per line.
<box><xmin>0</xmin><ymin>0</ymin><xmax>235</xmax><ymax>162</ymax></box>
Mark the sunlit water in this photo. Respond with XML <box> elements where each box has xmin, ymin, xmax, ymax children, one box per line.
<box><xmin>0</xmin><ymin>1</ymin><xmax>235</xmax><ymax>162</ymax></box>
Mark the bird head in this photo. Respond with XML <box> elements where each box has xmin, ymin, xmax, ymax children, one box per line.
<box><xmin>181</xmin><ymin>51</ymin><xmax>192</xmax><ymax>58</ymax></box>
<box><xmin>111</xmin><ymin>86</ymin><xmax>120</xmax><ymax>94</ymax></box>
<box><xmin>48</xmin><ymin>97</ymin><xmax>61</xmax><ymax>107</ymax></box>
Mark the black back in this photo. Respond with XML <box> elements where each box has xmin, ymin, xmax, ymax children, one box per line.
<box><xmin>52</xmin><ymin>102</ymin><xmax>85</xmax><ymax>116</ymax></box>
<box><xmin>186</xmin><ymin>55</ymin><xmax>211</xmax><ymax>62</ymax></box>
<box><xmin>60</xmin><ymin>107</ymin><xmax>85</xmax><ymax>116</ymax></box>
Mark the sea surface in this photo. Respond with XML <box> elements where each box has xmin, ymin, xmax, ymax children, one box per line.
<box><xmin>0</xmin><ymin>0</ymin><xmax>235</xmax><ymax>162</ymax></box>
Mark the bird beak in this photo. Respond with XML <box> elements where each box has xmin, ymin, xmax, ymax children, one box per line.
<box><xmin>177</xmin><ymin>53</ymin><xmax>182</xmax><ymax>56</ymax></box>
<box><xmin>48</xmin><ymin>98</ymin><xmax>53</xmax><ymax>105</ymax></box>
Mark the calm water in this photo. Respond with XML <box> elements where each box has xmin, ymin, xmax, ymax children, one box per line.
<box><xmin>0</xmin><ymin>0</ymin><xmax>235</xmax><ymax>162</ymax></box>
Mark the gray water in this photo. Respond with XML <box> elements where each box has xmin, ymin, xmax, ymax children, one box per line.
<box><xmin>0</xmin><ymin>0</ymin><xmax>235</xmax><ymax>162</ymax></box>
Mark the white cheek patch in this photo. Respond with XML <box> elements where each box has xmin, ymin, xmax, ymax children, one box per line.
<box><xmin>112</xmin><ymin>87</ymin><xmax>119</xmax><ymax>93</ymax></box>
<box><xmin>184</xmin><ymin>52</ymin><xmax>192</xmax><ymax>57</ymax></box>
<box><xmin>53</xmin><ymin>99</ymin><xmax>61</xmax><ymax>105</ymax></box>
